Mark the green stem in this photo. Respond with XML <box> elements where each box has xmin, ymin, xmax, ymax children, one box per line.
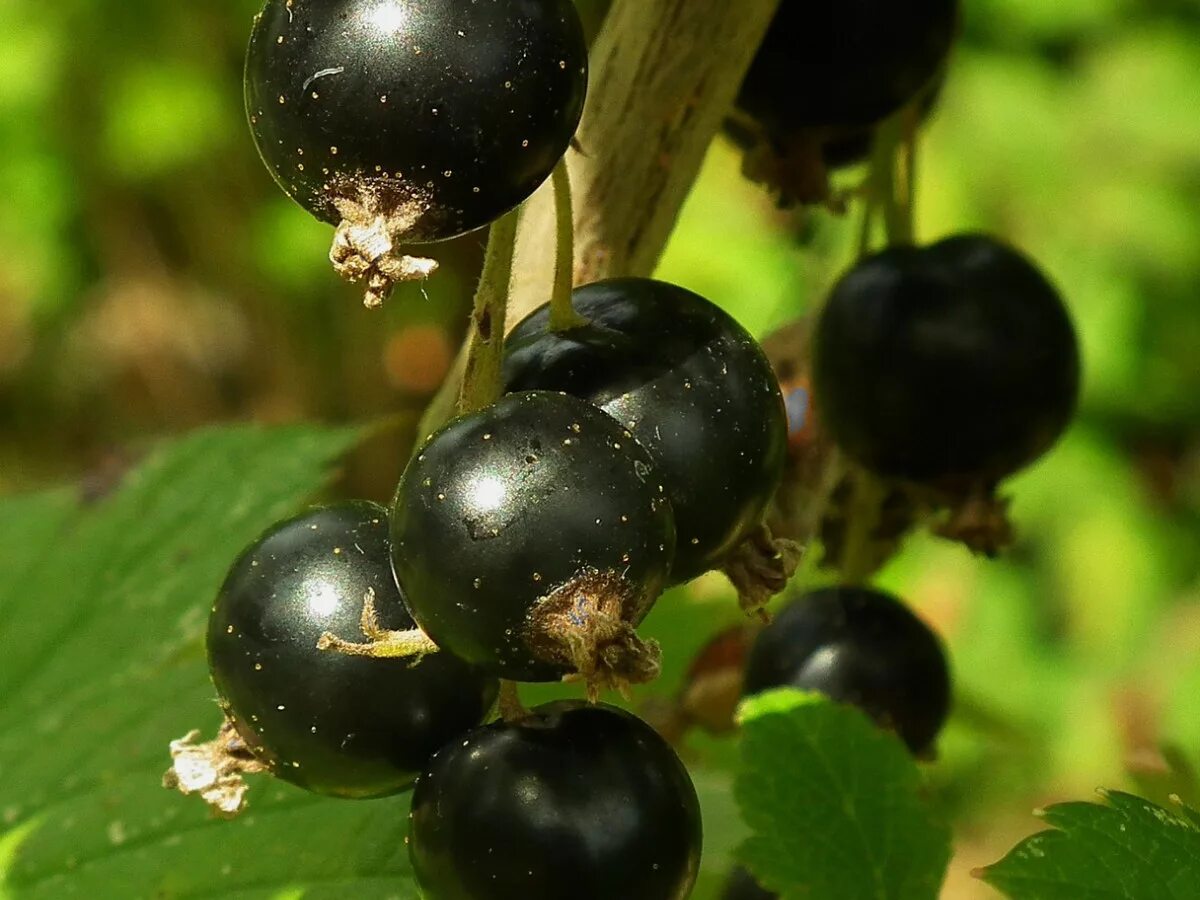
<box><xmin>549</xmin><ymin>159</ymin><xmax>586</xmax><ymax>331</ymax></box>
<box><xmin>457</xmin><ymin>209</ymin><xmax>520</xmax><ymax>416</ymax></box>
<box><xmin>839</xmin><ymin>466</ymin><xmax>887</xmax><ymax>585</ymax></box>
<box><xmin>870</xmin><ymin>113</ymin><xmax>913</xmax><ymax>248</ymax></box>
<box><xmin>830</xmin><ymin>105</ymin><xmax>924</xmax><ymax>587</ymax></box>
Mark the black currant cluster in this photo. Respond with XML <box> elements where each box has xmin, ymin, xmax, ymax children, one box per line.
<box><xmin>181</xmin><ymin>272</ymin><xmax>786</xmax><ymax>897</ymax></box>
<box><xmin>171</xmin><ymin>4</ymin><xmax>792</xmax><ymax>897</ymax></box>
<box><xmin>716</xmin><ymin>3</ymin><xmax>1080</xmax><ymax>895</ymax></box>
<box><xmin>162</xmin><ymin>1</ymin><xmax>1086</xmax><ymax>898</ymax></box>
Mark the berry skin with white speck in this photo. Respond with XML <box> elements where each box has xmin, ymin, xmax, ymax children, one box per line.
<box><xmin>391</xmin><ymin>391</ymin><xmax>676</xmax><ymax>687</ymax></box>
<box><xmin>244</xmin><ymin>0</ymin><xmax>588</xmax><ymax>242</ymax></box>
<box><xmin>207</xmin><ymin>501</ymin><xmax>497</xmax><ymax>798</ymax></box>
<box><xmin>504</xmin><ymin>278</ymin><xmax>787</xmax><ymax>584</ymax></box>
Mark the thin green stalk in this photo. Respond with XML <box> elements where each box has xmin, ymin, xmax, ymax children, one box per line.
<box><xmin>458</xmin><ymin>208</ymin><xmax>520</xmax><ymax>416</ymax></box>
<box><xmin>832</xmin><ymin>105</ymin><xmax>924</xmax><ymax>588</ymax></box>
<box><xmin>549</xmin><ymin>159</ymin><xmax>586</xmax><ymax>331</ymax></box>
<box><xmin>839</xmin><ymin>466</ymin><xmax>887</xmax><ymax>585</ymax></box>
<box><xmin>870</xmin><ymin>113</ymin><xmax>913</xmax><ymax>248</ymax></box>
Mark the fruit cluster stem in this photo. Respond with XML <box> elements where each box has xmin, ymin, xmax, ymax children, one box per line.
<box><xmin>458</xmin><ymin>209</ymin><xmax>520</xmax><ymax>416</ymax></box>
<box><xmin>828</xmin><ymin>103</ymin><xmax>924</xmax><ymax>585</ymax></box>
<box><xmin>839</xmin><ymin>466</ymin><xmax>889</xmax><ymax>585</ymax></box>
<box><xmin>864</xmin><ymin>112</ymin><xmax>915</xmax><ymax>251</ymax></box>
<box><xmin>506</xmin><ymin>0</ymin><xmax>782</xmax><ymax>322</ymax></box>
<box><xmin>549</xmin><ymin>159</ymin><xmax>586</xmax><ymax>332</ymax></box>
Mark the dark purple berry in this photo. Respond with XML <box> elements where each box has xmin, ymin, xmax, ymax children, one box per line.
<box><xmin>207</xmin><ymin>501</ymin><xmax>497</xmax><ymax>798</ymax></box>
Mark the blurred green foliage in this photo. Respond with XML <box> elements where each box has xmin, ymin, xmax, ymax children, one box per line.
<box><xmin>1</xmin><ymin>0</ymin><xmax>1199</xmax><ymax>896</ymax></box>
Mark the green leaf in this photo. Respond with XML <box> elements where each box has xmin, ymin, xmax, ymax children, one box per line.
<box><xmin>734</xmin><ymin>690</ymin><xmax>952</xmax><ymax>900</ymax></box>
<box><xmin>979</xmin><ymin>790</ymin><xmax>1200</xmax><ymax>900</ymax></box>
<box><xmin>0</xmin><ymin>424</ymin><xmax>427</xmax><ymax>899</ymax></box>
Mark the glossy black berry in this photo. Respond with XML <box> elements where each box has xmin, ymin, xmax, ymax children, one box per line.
<box><xmin>504</xmin><ymin>279</ymin><xmax>787</xmax><ymax>583</ymax></box>
<box><xmin>391</xmin><ymin>391</ymin><xmax>676</xmax><ymax>684</ymax></box>
<box><xmin>207</xmin><ymin>501</ymin><xmax>498</xmax><ymax>798</ymax></box>
<box><xmin>245</xmin><ymin>0</ymin><xmax>587</xmax><ymax>242</ymax></box>
<box><xmin>737</xmin><ymin>1</ymin><xmax>959</xmax><ymax>133</ymax></box>
<box><xmin>409</xmin><ymin>701</ymin><xmax>702</xmax><ymax>900</ymax></box>
<box><xmin>813</xmin><ymin>234</ymin><xmax>1081</xmax><ymax>488</ymax></box>
<box><xmin>743</xmin><ymin>586</ymin><xmax>951</xmax><ymax>755</ymax></box>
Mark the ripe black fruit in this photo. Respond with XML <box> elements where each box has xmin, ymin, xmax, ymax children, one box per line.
<box><xmin>813</xmin><ymin>234</ymin><xmax>1081</xmax><ymax>487</ymax></box>
<box><xmin>744</xmin><ymin>586</ymin><xmax>951</xmax><ymax>755</ymax></box>
<box><xmin>245</xmin><ymin>0</ymin><xmax>587</xmax><ymax>242</ymax></box>
<box><xmin>504</xmin><ymin>278</ymin><xmax>787</xmax><ymax>583</ymax></box>
<box><xmin>737</xmin><ymin>1</ymin><xmax>959</xmax><ymax>133</ymax></box>
<box><xmin>391</xmin><ymin>391</ymin><xmax>675</xmax><ymax>685</ymax></box>
<box><xmin>409</xmin><ymin>701</ymin><xmax>702</xmax><ymax>900</ymax></box>
<box><xmin>207</xmin><ymin>501</ymin><xmax>497</xmax><ymax>798</ymax></box>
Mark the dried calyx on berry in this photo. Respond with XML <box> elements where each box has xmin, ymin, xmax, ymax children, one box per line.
<box><xmin>165</xmin><ymin>502</ymin><xmax>497</xmax><ymax>816</ymax></box>
<box><xmin>811</xmin><ymin>234</ymin><xmax>1080</xmax><ymax>552</ymax></box>
<box><xmin>386</xmin><ymin>391</ymin><xmax>676</xmax><ymax>698</ymax></box>
<box><xmin>245</xmin><ymin>0</ymin><xmax>588</xmax><ymax>307</ymax></box>
<box><xmin>728</xmin><ymin>0</ymin><xmax>960</xmax><ymax>205</ymax></box>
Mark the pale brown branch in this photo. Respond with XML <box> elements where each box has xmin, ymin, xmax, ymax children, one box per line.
<box><xmin>509</xmin><ymin>0</ymin><xmax>782</xmax><ymax>322</ymax></box>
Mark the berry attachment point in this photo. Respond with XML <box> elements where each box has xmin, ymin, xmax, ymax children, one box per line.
<box><xmin>162</xmin><ymin>721</ymin><xmax>269</xmax><ymax>819</ymax></box>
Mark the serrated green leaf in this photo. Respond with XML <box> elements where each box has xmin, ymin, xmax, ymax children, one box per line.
<box><xmin>0</xmin><ymin>424</ymin><xmax>426</xmax><ymax>899</ymax></box>
<box><xmin>734</xmin><ymin>690</ymin><xmax>951</xmax><ymax>900</ymax></box>
<box><xmin>980</xmin><ymin>790</ymin><xmax>1200</xmax><ymax>900</ymax></box>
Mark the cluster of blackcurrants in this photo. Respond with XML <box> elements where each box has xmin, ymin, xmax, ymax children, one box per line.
<box><xmin>201</xmin><ymin>282</ymin><xmax>789</xmax><ymax>896</ymax></box>
<box><xmin>167</xmin><ymin>1</ymin><xmax>1084</xmax><ymax>898</ymax></box>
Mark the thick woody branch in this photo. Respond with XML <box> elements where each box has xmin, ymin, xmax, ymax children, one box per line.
<box><xmin>509</xmin><ymin>0</ymin><xmax>781</xmax><ymax>321</ymax></box>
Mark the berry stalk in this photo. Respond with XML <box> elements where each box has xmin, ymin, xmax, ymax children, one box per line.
<box><xmin>458</xmin><ymin>209</ymin><xmax>521</xmax><ymax>416</ymax></box>
<box><xmin>548</xmin><ymin>159</ymin><xmax>586</xmax><ymax>332</ymax></box>
<box><xmin>866</xmin><ymin>111</ymin><xmax>915</xmax><ymax>249</ymax></box>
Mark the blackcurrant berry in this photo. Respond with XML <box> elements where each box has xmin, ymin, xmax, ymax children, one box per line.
<box><xmin>737</xmin><ymin>1</ymin><xmax>959</xmax><ymax>133</ymax></box>
<box><xmin>504</xmin><ymin>278</ymin><xmax>788</xmax><ymax>583</ymax></box>
<box><xmin>743</xmin><ymin>586</ymin><xmax>951</xmax><ymax>755</ymax></box>
<box><xmin>409</xmin><ymin>701</ymin><xmax>702</xmax><ymax>900</ymax></box>
<box><xmin>245</xmin><ymin>0</ymin><xmax>587</xmax><ymax>302</ymax></box>
<box><xmin>727</xmin><ymin>2</ymin><xmax>956</xmax><ymax>203</ymax></box>
<box><xmin>207</xmin><ymin>501</ymin><xmax>497</xmax><ymax>798</ymax></box>
<box><xmin>813</xmin><ymin>234</ymin><xmax>1081</xmax><ymax>488</ymax></box>
<box><xmin>391</xmin><ymin>391</ymin><xmax>676</xmax><ymax>687</ymax></box>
